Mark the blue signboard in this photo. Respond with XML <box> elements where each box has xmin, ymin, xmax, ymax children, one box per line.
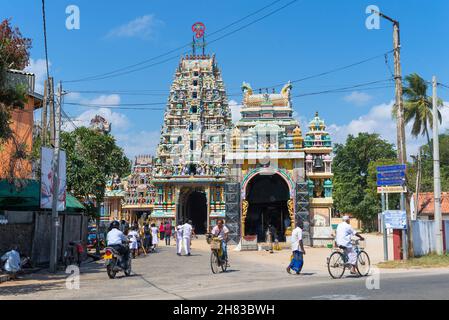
<box><xmin>377</xmin><ymin>171</ymin><xmax>405</xmax><ymax>179</ymax></box>
<box><xmin>376</xmin><ymin>164</ymin><xmax>406</xmax><ymax>187</ymax></box>
<box><xmin>376</xmin><ymin>164</ymin><xmax>406</xmax><ymax>172</ymax></box>
<box><xmin>383</xmin><ymin>210</ymin><xmax>407</xmax><ymax>229</ymax></box>
<box><xmin>377</xmin><ymin>179</ymin><xmax>406</xmax><ymax>186</ymax></box>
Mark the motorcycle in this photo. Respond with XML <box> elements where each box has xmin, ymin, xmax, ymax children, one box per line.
<box><xmin>103</xmin><ymin>246</ymin><xmax>132</xmax><ymax>279</ymax></box>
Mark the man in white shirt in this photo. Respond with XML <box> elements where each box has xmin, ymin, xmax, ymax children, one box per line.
<box><xmin>286</xmin><ymin>220</ymin><xmax>306</xmax><ymax>274</ymax></box>
<box><xmin>211</xmin><ymin>219</ymin><xmax>230</xmax><ymax>266</ymax></box>
<box><xmin>182</xmin><ymin>220</ymin><xmax>195</xmax><ymax>256</ymax></box>
<box><xmin>174</xmin><ymin>220</ymin><xmax>184</xmax><ymax>256</ymax></box>
<box><xmin>107</xmin><ymin>220</ymin><xmax>129</xmax><ymax>267</ymax></box>
<box><xmin>335</xmin><ymin>215</ymin><xmax>364</xmax><ymax>274</ymax></box>
<box><xmin>1</xmin><ymin>245</ymin><xmax>21</xmax><ymax>279</ymax></box>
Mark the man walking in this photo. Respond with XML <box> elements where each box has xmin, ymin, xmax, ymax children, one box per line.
<box><xmin>175</xmin><ymin>220</ymin><xmax>183</xmax><ymax>256</ymax></box>
<box><xmin>182</xmin><ymin>219</ymin><xmax>194</xmax><ymax>256</ymax></box>
<box><xmin>286</xmin><ymin>220</ymin><xmax>305</xmax><ymax>274</ymax></box>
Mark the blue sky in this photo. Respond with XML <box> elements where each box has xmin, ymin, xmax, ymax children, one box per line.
<box><xmin>3</xmin><ymin>0</ymin><xmax>449</xmax><ymax>159</ymax></box>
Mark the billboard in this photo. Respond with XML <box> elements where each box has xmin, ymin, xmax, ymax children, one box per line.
<box><xmin>383</xmin><ymin>210</ymin><xmax>407</xmax><ymax>230</ymax></box>
<box><xmin>40</xmin><ymin>147</ymin><xmax>67</xmax><ymax>211</ymax></box>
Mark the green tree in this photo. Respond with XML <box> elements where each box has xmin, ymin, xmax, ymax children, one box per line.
<box><xmin>0</xmin><ymin>18</ymin><xmax>32</xmax><ymax>144</ymax></box>
<box><xmin>333</xmin><ymin>133</ymin><xmax>397</xmax><ymax>231</ymax></box>
<box><xmin>0</xmin><ymin>19</ymin><xmax>32</xmax><ymax>180</ymax></box>
<box><xmin>408</xmin><ymin>132</ymin><xmax>449</xmax><ymax>194</ymax></box>
<box><xmin>393</xmin><ymin>73</ymin><xmax>442</xmax><ymax>151</ymax></box>
<box><xmin>61</xmin><ymin>127</ymin><xmax>131</xmax><ymax>253</ymax></box>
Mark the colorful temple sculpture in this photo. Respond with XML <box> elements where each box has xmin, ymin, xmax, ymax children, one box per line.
<box><xmin>121</xmin><ymin>155</ymin><xmax>156</xmax><ymax>223</ymax></box>
<box><xmin>148</xmin><ymin>53</ymin><xmax>233</xmax><ymax>232</ymax></box>
<box><xmin>102</xmin><ymin>175</ymin><xmax>126</xmax><ymax>224</ymax></box>
<box><xmin>225</xmin><ymin>83</ymin><xmax>333</xmax><ymax>245</ymax></box>
<box><xmin>90</xmin><ymin>114</ymin><xmax>111</xmax><ymax>134</ymax></box>
<box><xmin>303</xmin><ymin>112</ymin><xmax>334</xmax><ymax>245</ymax></box>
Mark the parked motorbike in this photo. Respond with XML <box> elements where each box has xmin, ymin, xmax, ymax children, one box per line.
<box><xmin>103</xmin><ymin>246</ymin><xmax>132</xmax><ymax>279</ymax></box>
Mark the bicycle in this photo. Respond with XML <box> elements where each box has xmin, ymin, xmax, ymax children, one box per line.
<box><xmin>326</xmin><ymin>239</ymin><xmax>371</xmax><ymax>279</ymax></box>
<box><xmin>207</xmin><ymin>234</ymin><xmax>228</xmax><ymax>274</ymax></box>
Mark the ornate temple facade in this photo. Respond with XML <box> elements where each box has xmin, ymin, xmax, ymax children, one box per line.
<box><xmin>225</xmin><ymin>83</ymin><xmax>333</xmax><ymax>245</ymax></box>
<box><xmin>121</xmin><ymin>155</ymin><xmax>156</xmax><ymax>223</ymax></box>
<box><xmin>304</xmin><ymin>112</ymin><xmax>334</xmax><ymax>245</ymax></box>
<box><xmin>102</xmin><ymin>35</ymin><xmax>334</xmax><ymax>245</ymax></box>
<box><xmin>141</xmin><ymin>53</ymin><xmax>233</xmax><ymax>232</ymax></box>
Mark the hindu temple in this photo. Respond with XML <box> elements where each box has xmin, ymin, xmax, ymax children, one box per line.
<box><xmin>103</xmin><ymin>25</ymin><xmax>334</xmax><ymax>246</ymax></box>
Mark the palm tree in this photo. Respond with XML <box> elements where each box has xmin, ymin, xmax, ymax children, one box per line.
<box><xmin>393</xmin><ymin>73</ymin><xmax>442</xmax><ymax>150</ymax></box>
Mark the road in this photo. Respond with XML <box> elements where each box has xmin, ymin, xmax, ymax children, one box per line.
<box><xmin>1</xmin><ymin>240</ymin><xmax>449</xmax><ymax>300</ymax></box>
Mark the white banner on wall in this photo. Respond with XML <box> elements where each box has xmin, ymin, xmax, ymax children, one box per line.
<box><xmin>40</xmin><ymin>146</ymin><xmax>67</xmax><ymax>211</ymax></box>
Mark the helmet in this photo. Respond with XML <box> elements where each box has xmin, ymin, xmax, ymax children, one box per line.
<box><xmin>110</xmin><ymin>220</ymin><xmax>120</xmax><ymax>229</ymax></box>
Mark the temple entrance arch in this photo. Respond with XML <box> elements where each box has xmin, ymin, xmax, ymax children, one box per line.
<box><xmin>243</xmin><ymin>172</ymin><xmax>292</xmax><ymax>242</ymax></box>
<box><xmin>179</xmin><ymin>187</ymin><xmax>207</xmax><ymax>234</ymax></box>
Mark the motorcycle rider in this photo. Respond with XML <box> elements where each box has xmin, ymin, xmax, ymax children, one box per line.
<box><xmin>106</xmin><ymin>220</ymin><xmax>130</xmax><ymax>268</ymax></box>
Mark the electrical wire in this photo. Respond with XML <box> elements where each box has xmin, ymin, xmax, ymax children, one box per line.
<box><xmin>63</xmin><ymin>0</ymin><xmax>298</xmax><ymax>83</ymax></box>
<box><xmin>252</xmin><ymin>49</ymin><xmax>394</xmax><ymax>92</ymax></box>
<box><xmin>41</xmin><ymin>0</ymin><xmax>50</xmax><ymax>84</ymax></box>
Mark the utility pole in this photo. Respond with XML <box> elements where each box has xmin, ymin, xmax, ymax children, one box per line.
<box><xmin>432</xmin><ymin>76</ymin><xmax>443</xmax><ymax>255</ymax></box>
<box><xmin>48</xmin><ymin>77</ymin><xmax>55</xmax><ymax>147</ymax></box>
<box><xmin>49</xmin><ymin>81</ymin><xmax>62</xmax><ymax>273</ymax></box>
<box><xmin>41</xmin><ymin>80</ymin><xmax>48</xmax><ymax>146</ymax></box>
<box><xmin>373</xmin><ymin>9</ymin><xmax>412</xmax><ymax>258</ymax></box>
<box><xmin>414</xmin><ymin>150</ymin><xmax>421</xmax><ymax>220</ymax></box>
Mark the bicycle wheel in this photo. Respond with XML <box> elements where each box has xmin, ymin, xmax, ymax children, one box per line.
<box><xmin>220</xmin><ymin>257</ymin><xmax>228</xmax><ymax>272</ymax></box>
<box><xmin>210</xmin><ymin>251</ymin><xmax>219</xmax><ymax>274</ymax></box>
<box><xmin>327</xmin><ymin>251</ymin><xmax>346</xmax><ymax>279</ymax></box>
<box><xmin>356</xmin><ymin>250</ymin><xmax>371</xmax><ymax>276</ymax></box>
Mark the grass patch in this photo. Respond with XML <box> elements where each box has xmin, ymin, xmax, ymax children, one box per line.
<box><xmin>377</xmin><ymin>253</ymin><xmax>449</xmax><ymax>269</ymax></box>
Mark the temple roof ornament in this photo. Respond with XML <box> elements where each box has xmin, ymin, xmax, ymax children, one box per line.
<box><xmin>308</xmin><ymin>111</ymin><xmax>326</xmax><ymax>131</ymax></box>
<box><xmin>293</xmin><ymin>126</ymin><xmax>302</xmax><ymax>136</ymax></box>
<box><xmin>90</xmin><ymin>115</ymin><xmax>111</xmax><ymax>134</ymax></box>
<box><xmin>241</xmin><ymin>81</ymin><xmax>291</xmax><ymax>108</ymax></box>
<box><xmin>304</xmin><ymin>112</ymin><xmax>332</xmax><ymax>149</ymax></box>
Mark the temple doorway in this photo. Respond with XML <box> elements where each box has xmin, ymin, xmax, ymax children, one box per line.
<box><xmin>245</xmin><ymin>174</ymin><xmax>290</xmax><ymax>242</ymax></box>
<box><xmin>184</xmin><ymin>191</ymin><xmax>207</xmax><ymax>234</ymax></box>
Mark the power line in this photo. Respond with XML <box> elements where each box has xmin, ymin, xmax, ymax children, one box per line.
<box><xmin>438</xmin><ymin>82</ymin><xmax>449</xmax><ymax>90</ymax></box>
<box><xmin>252</xmin><ymin>49</ymin><xmax>394</xmax><ymax>91</ymax></box>
<box><xmin>207</xmin><ymin>0</ymin><xmax>299</xmax><ymax>47</ymax></box>
<box><xmin>65</xmin><ymin>102</ymin><xmax>165</xmax><ymax>110</ymax></box>
<box><xmin>63</xmin><ymin>0</ymin><xmax>298</xmax><ymax>83</ymax></box>
<box><xmin>41</xmin><ymin>0</ymin><xmax>50</xmax><ymax>83</ymax></box>
<box><xmin>61</xmin><ymin>107</ymin><xmax>79</xmax><ymax>130</ymax></box>
<box><xmin>65</xmin><ymin>102</ymin><xmax>166</xmax><ymax>107</ymax></box>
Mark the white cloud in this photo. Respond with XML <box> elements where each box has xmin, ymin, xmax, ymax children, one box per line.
<box><xmin>327</xmin><ymin>101</ymin><xmax>449</xmax><ymax>159</ymax></box>
<box><xmin>62</xmin><ymin>94</ymin><xmax>129</xmax><ymax>132</ymax></box>
<box><xmin>229</xmin><ymin>99</ymin><xmax>243</xmax><ymax>123</ymax></box>
<box><xmin>115</xmin><ymin>130</ymin><xmax>161</xmax><ymax>159</ymax></box>
<box><xmin>81</xmin><ymin>94</ymin><xmax>121</xmax><ymax>106</ymax></box>
<box><xmin>106</xmin><ymin>14</ymin><xmax>163</xmax><ymax>40</ymax></box>
<box><xmin>25</xmin><ymin>58</ymin><xmax>49</xmax><ymax>94</ymax></box>
<box><xmin>343</xmin><ymin>91</ymin><xmax>373</xmax><ymax>106</ymax></box>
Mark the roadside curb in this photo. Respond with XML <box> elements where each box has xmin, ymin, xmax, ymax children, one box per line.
<box><xmin>0</xmin><ymin>274</ymin><xmax>10</xmax><ymax>283</ymax></box>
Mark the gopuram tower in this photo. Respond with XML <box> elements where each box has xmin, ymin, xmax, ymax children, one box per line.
<box><xmin>150</xmin><ymin>23</ymin><xmax>233</xmax><ymax>233</ymax></box>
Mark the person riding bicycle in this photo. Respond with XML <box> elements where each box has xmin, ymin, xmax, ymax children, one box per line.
<box><xmin>107</xmin><ymin>220</ymin><xmax>130</xmax><ymax>268</ymax></box>
<box><xmin>211</xmin><ymin>219</ymin><xmax>230</xmax><ymax>267</ymax></box>
<box><xmin>335</xmin><ymin>215</ymin><xmax>364</xmax><ymax>274</ymax></box>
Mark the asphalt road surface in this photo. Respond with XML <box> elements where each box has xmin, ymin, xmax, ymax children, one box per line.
<box><xmin>1</xmin><ymin>243</ymin><xmax>449</xmax><ymax>300</ymax></box>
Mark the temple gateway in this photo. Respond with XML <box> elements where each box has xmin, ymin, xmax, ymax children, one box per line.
<box><xmin>114</xmin><ymin>47</ymin><xmax>333</xmax><ymax>246</ymax></box>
